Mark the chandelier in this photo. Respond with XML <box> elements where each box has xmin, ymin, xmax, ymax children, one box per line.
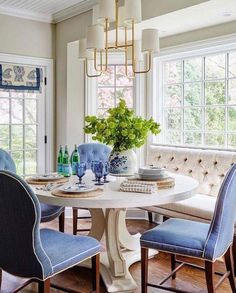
<box><xmin>78</xmin><ymin>0</ymin><xmax>160</xmax><ymax>78</ymax></box>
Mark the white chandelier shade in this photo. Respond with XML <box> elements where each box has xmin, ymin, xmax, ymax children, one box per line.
<box><xmin>86</xmin><ymin>25</ymin><xmax>105</xmax><ymax>51</ymax></box>
<box><xmin>142</xmin><ymin>29</ymin><xmax>160</xmax><ymax>53</ymax></box>
<box><xmin>98</xmin><ymin>0</ymin><xmax>116</xmax><ymax>22</ymax></box>
<box><xmin>78</xmin><ymin>39</ymin><xmax>93</xmax><ymax>60</ymax></box>
<box><xmin>124</xmin><ymin>0</ymin><xmax>142</xmax><ymax>24</ymax></box>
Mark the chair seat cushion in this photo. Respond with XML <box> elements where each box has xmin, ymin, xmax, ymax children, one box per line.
<box><xmin>158</xmin><ymin>194</ymin><xmax>216</xmax><ymax>221</ymax></box>
<box><xmin>40</xmin><ymin>203</ymin><xmax>64</xmax><ymax>223</ymax></box>
<box><xmin>142</xmin><ymin>194</ymin><xmax>216</xmax><ymax>223</ymax></box>
<box><xmin>140</xmin><ymin>218</ymin><xmax>210</xmax><ymax>258</ymax></box>
<box><xmin>40</xmin><ymin>229</ymin><xmax>101</xmax><ymax>275</ymax></box>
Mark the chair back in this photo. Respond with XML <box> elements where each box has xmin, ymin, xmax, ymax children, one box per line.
<box><xmin>0</xmin><ymin>170</ymin><xmax>53</xmax><ymax>279</ymax></box>
<box><xmin>203</xmin><ymin>164</ymin><xmax>236</xmax><ymax>260</ymax></box>
<box><xmin>78</xmin><ymin>143</ymin><xmax>111</xmax><ymax>169</ymax></box>
<box><xmin>0</xmin><ymin>149</ymin><xmax>16</xmax><ymax>172</ymax></box>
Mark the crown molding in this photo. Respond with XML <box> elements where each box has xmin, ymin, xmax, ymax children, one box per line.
<box><xmin>0</xmin><ymin>5</ymin><xmax>53</xmax><ymax>23</ymax></box>
<box><xmin>53</xmin><ymin>0</ymin><xmax>97</xmax><ymax>23</ymax></box>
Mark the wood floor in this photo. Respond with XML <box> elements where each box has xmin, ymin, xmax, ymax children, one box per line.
<box><xmin>1</xmin><ymin>217</ymin><xmax>232</xmax><ymax>293</ymax></box>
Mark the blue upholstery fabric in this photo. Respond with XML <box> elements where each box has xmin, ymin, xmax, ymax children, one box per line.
<box><xmin>141</xmin><ymin>164</ymin><xmax>236</xmax><ymax>261</ymax></box>
<box><xmin>41</xmin><ymin>203</ymin><xmax>65</xmax><ymax>223</ymax></box>
<box><xmin>40</xmin><ymin>229</ymin><xmax>101</xmax><ymax>274</ymax></box>
<box><xmin>0</xmin><ymin>171</ymin><xmax>101</xmax><ymax>280</ymax></box>
<box><xmin>141</xmin><ymin>219</ymin><xmax>210</xmax><ymax>258</ymax></box>
<box><xmin>0</xmin><ymin>148</ymin><xmax>64</xmax><ymax>223</ymax></box>
<box><xmin>0</xmin><ymin>149</ymin><xmax>16</xmax><ymax>172</ymax></box>
<box><xmin>0</xmin><ymin>170</ymin><xmax>53</xmax><ymax>279</ymax></box>
<box><xmin>78</xmin><ymin>143</ymin><xmax>111</xmax><ymax>169</ymax></box>
<box><xmin>203</xmin><ymin>164</ymin><xmax>236</xmax><ymax>260</ymax></box>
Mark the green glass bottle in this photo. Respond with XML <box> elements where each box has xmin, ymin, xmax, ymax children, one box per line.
<box><xmin>57</xmin><ymin>145</ymin><xmax>63</xmax><ymax>174</ymax></box>
<box><xmin>71</xmin><ymin>144</ymin><xmax>80</xmax><ymax>175</ymax></box>
<box><xmin>63</xmin><ymin>145</ymin><xmax>71</xmax><ymax>177</ymax></box>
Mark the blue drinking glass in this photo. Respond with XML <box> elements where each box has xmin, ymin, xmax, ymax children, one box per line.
<box><xmin>77</xmin><ymin>162</ymin><xmax>86</xmax><ymax>185</ymax></box>
<box><xmin>94</xmin><ymin>161</ymin><xmax>105</xmax><ymax>186</ymax></box>
<box><xmin>103</xmin><ymin>161</ymin><xmax>110</xmax><ymax>183</ymax></box>
<box><xmin>91</xmin><ymin>160</ymin><xmax>99</xmax><ymax>182</ymax></box>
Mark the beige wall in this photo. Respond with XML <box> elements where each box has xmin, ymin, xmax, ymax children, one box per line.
<box><xmin>0</xmin><ymin>14</ymin><xmax>55</xmax><ymax>59</ymax></box>
<box><xmin>55</xmin><ymin>11</ymin><xmax>92</xmax><ymax>146</ymax></box>
<box><xmin>161</xmin><ymin>20</ymin><xmax>236</xmax><ymax>48</ymax></box>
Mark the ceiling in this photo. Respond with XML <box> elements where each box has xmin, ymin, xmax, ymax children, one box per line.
<box><xmin>0</xmin><ymin>0</ymin><xmax>95</xmax><ymax>22</ymax></box>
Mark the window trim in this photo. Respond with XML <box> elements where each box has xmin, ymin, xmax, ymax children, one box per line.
<box><xmin>0</xmin><ymin>53</ymin><xmax>54</xmax><ymax>172</ymax></box>
<box><xmin>149</xmin><ymin>34</ymin><xmax>236</xmax><ymax>151</ymax></box>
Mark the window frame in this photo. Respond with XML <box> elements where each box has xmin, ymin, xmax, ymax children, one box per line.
<box><xmin>150</xmin><ymin>35</ymin><xmax>236</xmax><ymax>151</ymax></box>
<box><xmin>0</xmin><ymin>53</ymin><xmax>54</xmax><ymax>173</ymax></box>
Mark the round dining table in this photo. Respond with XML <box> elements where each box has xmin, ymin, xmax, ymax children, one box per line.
<box><xmin>34</xmin><ymin>172</ymin><xmax>198</xmax><ymax>293</ymax></box>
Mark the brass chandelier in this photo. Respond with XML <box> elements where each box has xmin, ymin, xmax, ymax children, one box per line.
<box><xmin>79</xmin><ymin>0</ymin><xmax>160</xmax><ymax>78</ymax></box>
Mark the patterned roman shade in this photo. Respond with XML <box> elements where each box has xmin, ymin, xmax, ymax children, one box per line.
<box><xmin>0</xmin><ymin>64</ymin><xmax>42</xmax><ymax>91</ymax></box>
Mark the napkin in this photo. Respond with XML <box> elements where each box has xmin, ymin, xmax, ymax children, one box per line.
<box><xmin>120</xmin><ymin>180</ymin><xmax>157</xmax><ymax>194</ymax></box>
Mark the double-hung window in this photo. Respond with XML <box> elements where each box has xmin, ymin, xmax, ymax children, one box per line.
<box><xmin>155</xmin><ymin>48</ymin><xmax>236</xmax><ymax>149</ymax></box>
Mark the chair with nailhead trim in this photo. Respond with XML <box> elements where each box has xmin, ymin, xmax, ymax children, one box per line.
<box><xmin>141</xmin><ymin>164</ymin><xmax>236</xmax><ymax>293</ymax></box>
<box><xmin>72</xmin><ymin>143</ymin><xmax>111</xmax><ymax>235</ymax></box>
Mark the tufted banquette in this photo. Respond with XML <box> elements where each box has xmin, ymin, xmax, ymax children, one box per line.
<box><xmin>143</xmin><ymin>145</ymin><xmax>236</xmax><ymax>224</ymax></box>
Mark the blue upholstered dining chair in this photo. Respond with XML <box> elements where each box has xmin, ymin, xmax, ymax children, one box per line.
<box><xmin>73</xmin><ymin>143</ymin><xmax>111</xmax><ymax>235</ymax></box>
<box><xmin>140</xmin><ymin>163</ymin><xmax>236</xmax><ymax>293</ymax></box>
<box><xmin>0</xmin><ymin>170</ymin><xmax>101</xmax><ymax>293</ymax></box>
<box><xmin>0</xmin><ymin>149</ymin><xmax>65</xmax><ymax>232</ymax></box>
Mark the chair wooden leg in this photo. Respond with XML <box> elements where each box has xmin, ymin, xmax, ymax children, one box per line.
<box><xmin>171</xmin><ymin>254</ymin><xmax>176</xmax><ymax>280</ymax></box>
<box><xmin>59</xmin><ymin>211</ymin><xmax>65</xmax><ymax>232</ymax></box>
<box><xmin>73</xmin><ymin>208</ymin><xmax>78</xmax><ymax>235</ymax></box>
<box><xmin>92</xmin><ymin>254</ymin><xmax>100</xmax><ymax>293</ymax></box>
<box><xmin>225</xmin><ymin>245</ymin><xmax>236</xmax><ymax>293</ymax></box>
<box><xmin>148</xmin><ymin>212</ymin><xmax>153</xmax><ymax>223</ymax></box>
<box><xmin>233</xmin><ymin>235</ymin><xmax>236</xmax><ymax>273</ymax></box>
<box><xmin>205</xmin><ymin>261</ymin><xmax>215</xmax><ymax>293</ymax></box>
<box><xmin>141</xmin><ymin>247</ymin><xmax>149</xmax><ymax>293</ymax></box>
<box><xmin>38</xmin><ymin>279</ymin><xmax>50</xmax><ymax>293</ymax></box>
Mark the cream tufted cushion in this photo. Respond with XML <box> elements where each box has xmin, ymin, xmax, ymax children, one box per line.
<box><xmin>147</xmin><ymin>145</ymin><xmax>236</xmax><ymax>197</ymax></box>
<box><xmin>143</xmin><ymin>194</ymin><xmax>216</xmax><ymax>223</ymax></box>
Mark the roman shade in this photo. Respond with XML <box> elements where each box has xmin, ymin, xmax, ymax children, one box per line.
<box><xmin>0</xmin><ymin>63</ymin><xmax>42</xmax><ymax>91</ymax></box>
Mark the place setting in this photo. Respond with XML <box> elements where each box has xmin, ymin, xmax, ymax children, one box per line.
<box><xmin>120</xmin><ymin>165</ymin><xmax>175</xmax><ymax>194</ymax></box>
<box><xmin>51</xmin><ymin>160</ymin><xmax>110</xmax><ymax>198</ymax></box>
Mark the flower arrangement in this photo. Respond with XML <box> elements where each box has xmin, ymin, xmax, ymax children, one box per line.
<box><xmin>84</xmin><ymin>99</ymin><xmax>161</xmax><ymax>152</ymax></box>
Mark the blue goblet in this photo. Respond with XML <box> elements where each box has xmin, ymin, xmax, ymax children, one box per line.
<box><xmin>91</xmin><ymin>160</ymin><xmax>99</xmax><ymax>182</ymax></box>
<box><xmin>77</xmin><ymin>162</ymin><xmax>86</xmax><ymax>185</ymax></box>
<box><xmin>103</xmin><ymin>161</ymin><xmax>110</xmax><ymax>183</ymax></box>
<box><xmin>94</xmin><ymin>161</ymin><xmax>105</xmax><ymax>186</ymax></box>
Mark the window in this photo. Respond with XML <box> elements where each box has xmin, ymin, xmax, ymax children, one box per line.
<box><xmin>158</xmin><ymin>50</ymin><xmax>236</xmax><ymax>149</ymax></box>
<box><xmin>97</xmin><ymin>65</ymin><xmax>135</xmax><ymax>117</ymax></box>
<box><xmin>0</xmin><ymin>88</ymin><xmax>45</xmax><ymax>176</ymax></box>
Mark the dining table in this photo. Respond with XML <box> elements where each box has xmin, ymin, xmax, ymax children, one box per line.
<box><xmin>33</xmin><ymin>172</ymin><xmax>198</xmax><ymax>293</ymax></box>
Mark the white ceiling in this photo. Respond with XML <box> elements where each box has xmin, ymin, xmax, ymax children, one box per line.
<box><xmin>0</xmin><ymin>0</ymin><xmax>94</xmax><ymax>22</ymax></box>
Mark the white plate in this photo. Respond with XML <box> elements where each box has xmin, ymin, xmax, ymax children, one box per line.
<box><xmin>32</xmin><ymin>173</ymin><xmax>64</xmax><ymax>181</ymax></box>
<box><xmin>59</xmin><ymin>185</ymin><xmax>96</xmax><ymax>193</ymax></box>
<box><xmin>138</xmin><ymin>166</ymin><xmax>166</xmax><ymax>175</ymax></box>
<box><xmin>134</xmin><ymin>173</ymin><xmax>168</xmax><ymax>181</ymax></box>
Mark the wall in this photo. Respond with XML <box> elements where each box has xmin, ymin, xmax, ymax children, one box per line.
<box><xmin>67</xmin><ymin>41</ymin><xmax>85</xmax><ymax>150</ymax></box>
<box><xmin>0</xmin><ymin>14</ymin><xmax>55</xmax><ymax>59</ymax></box>
<box><xmin>161</xmin><ymin>20</ymin><xmax>236</xmax><ymax>48</ymax></box>
<box><xmin>55</xmin><ymin>11</ymin><xmax>92</xmax><ymax>147</ymax></box>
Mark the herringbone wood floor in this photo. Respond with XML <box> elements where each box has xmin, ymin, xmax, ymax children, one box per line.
<box><xmin>1</xmin><ymin>218</ymin><xmax>232</xmax><ymax>293</ymax></box>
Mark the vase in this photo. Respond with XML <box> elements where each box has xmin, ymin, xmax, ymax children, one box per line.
<box><xmin>109</xmin><ymin>149</ymin><xmax>137</xmax><ymax>175</ymax></box>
